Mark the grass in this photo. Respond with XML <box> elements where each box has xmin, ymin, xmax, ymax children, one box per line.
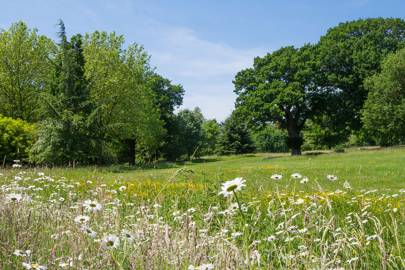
<box><xmin>0</xmin><ymin>147</ymin><xmax>404</xmax><ymax>269</ymax></box>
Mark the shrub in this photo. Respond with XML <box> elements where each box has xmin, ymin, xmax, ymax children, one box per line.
<box><xmin>252</xmin><ymin>124</ymin><xmax>288</xmax><ymax>153</ymax></box>
<box><xmin>0</xmin><ymin>115</ymin><xmax>35</xmax><ymax>163</ymax></box>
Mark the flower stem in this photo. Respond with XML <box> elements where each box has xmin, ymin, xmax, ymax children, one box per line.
<box><xmin>233</xmin><ymin>190</ymin><xmax>245</xmax><ymax>220</ymax></box>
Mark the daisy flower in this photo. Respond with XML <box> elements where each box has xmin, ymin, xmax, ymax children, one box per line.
<box><xmin>83</xmin><ymin>200</ymin><xmax>102</xmax><ymax>212</ymax></box>
<box><xmin>5</xmin><ymin>193</ymin><xmax>22</xmax><ymax>203</ymax></box>
<box><xmin>102</xmin><ymin>234</ymin><xmax>120</xmax><ymax>249</ymax></box>
<box><xmin>118</xmin><ymin>186</ymin><xmax>127</xmax><ymax>192</ymax></box>
<box><xmin>343</xmin><ymin>181</ymin><xmax>352</xmax><ymax>190</ymax></box>
<box><xmin>121</xmin><ymin>229</ymin><xmax>134</xmax><ymax>242</ymax></box>
<box><xmin>74</xmin><ymin>215</ymin><xmax>90</xmax><ymax>225</ymax></box>
<box><xmin>22</xmin><ymin>262</ymin><xmax>47</xmax><ymax>270</ymax></box>
<box><xmin>300</xmin><ymin>177</ymin><xmax>309</xmax><ymax>184</ymax></box>
<box><xmin>291</xmin><ymin>173</ymin><xmax>302</xmax><ymax>179</ymax></box>
<box><xmin>81</xmin><ymin>226</ymin><xmax>97</xmax><ymax>238</ymax></box>
<box><xmin>271</xmin><ymin>174</ymin><xmax>282</xmax><ymax>180</ymax></box>
<box><xmin>218</xmin><ymin>177</ymin><xmax>246</xmax><ymax>197</ymax></box>
<box><xmin>326</xmin><ymin>175</ymin><xmax>338</xmax><ymax>181</ymax></box>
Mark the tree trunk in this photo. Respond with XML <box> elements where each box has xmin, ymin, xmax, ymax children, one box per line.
<box><xmin>126</xmin><ymin>139</ymin><xmax>136</xmax><ymax>166</ymax></box>
<box><xmin>286</xmin><ymin>118</ymin><xmax>303</xmax><ymax>156</ymax></box>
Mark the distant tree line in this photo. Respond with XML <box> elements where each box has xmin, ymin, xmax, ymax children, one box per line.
<box><xmin>1</xmin><ymin>18</ymin><xmax>405</xmax><ymax>165</ymax></box>
<box><xmin>234</xmin><ymin>18</ymin><xmax>405</xmax><ymax>155</ymax></box>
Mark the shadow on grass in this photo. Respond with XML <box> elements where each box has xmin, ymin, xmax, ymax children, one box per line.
<box><xmin>107</xmin><ymin>157</ymin><xmax>221</xmax><ymax>173</ymax></box>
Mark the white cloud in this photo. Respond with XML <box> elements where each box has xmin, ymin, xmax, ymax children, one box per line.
<box><xmin>141</xmin><ymin>22</ymin><xmax>265</xmax><ymax>120</ymax></box>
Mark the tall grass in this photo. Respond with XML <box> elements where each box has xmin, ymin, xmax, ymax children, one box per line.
<box><xmin>0</xmin><ymin>168</ymin><xmax>403</xmax><ymax>269</ymax></box>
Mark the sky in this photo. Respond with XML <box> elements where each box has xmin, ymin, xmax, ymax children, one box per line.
<box><xmin>1</xmin><ymin>0</ymin><xmax>405</xmax><ymax>121</ymax></box>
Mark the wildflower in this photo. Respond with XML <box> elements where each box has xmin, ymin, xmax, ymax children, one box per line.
<box><xmin>12</xmin><ymin>163</ymin><xmax>22</xmax><ymax>168</ymax></box>
<box><xmin>83</xmin><ymin>200</ymin><xmax>102</xmax><ymax>212</ymax></box>
<box><xmin>81</xmin><ymin>226</ymin><xmax>97</xmax><ymax>238</ymax></box>
<box><xmin>74</xmin><ymin>215</ymin><xmax>90</xmax><ymax>225</ymax></box>
<box><xmin>343</xmin><ymin>181</ymin><xmax>352</xmax><ymax>190</ymax></box>
<box><xmin>118</xmin><ymin>186</ymin><xmax>126</xmax><ymax>192</ymax></box>
<box><xmin>13</xmin><ymin>249</ymin><xmax>30</xmax><ymax>257</ymax></box>
<box><xmin>294</xmin><ymin>198</ymin><xmax>305</xmax><ymax>205</ymax></box>
<box><xmin>121</xmin><ymin>230</ymin><xmax>134</xmax><ymax>242</ymax></box>
<box><xmin>231</xmin><ymin>232</ymin><xmax>243</xmax><ymax>238</ymax></box>
<box><xmin>22</xmin><ymin>262</ymin><xmax>47</xmax><ymax>270</ymax></box>
<box><xmin>5</xmin><ymin>193</ymin><xmax>22</xmax><ymax>203</ymax></box>
<box><xmin>326</xmin><ymin>175</ymin><xmax>338</xmax><ymax>181</ymax></box>
<box><xmin>271</xmin><ymin>174</ymin><xmax>282</xmax><ymax>180</ymax></box>
<box><xmin>266</xmin><ymin>235</ymin><xmax>276</xmax><ymax>242</ymax></box>
<box><xmin>218</xmin><ymin>177</ymin><xmax>246</xmax><ymax>197</ymax></box>
<box><xmin>37</xmin><ymin>172</ymin><xmax>45</xmax><ymax>177</ymax></box>
<box><xmin>188</xmin><ymin>264</ymin><xmax>214</xmax><ymax>270</ymax></box>
<box><xmin>300</xmin><ymin>177</ymin><xmax>309</xmax><ymax>184</ymax></box>
<box><xmin>291</xmin><ymin>173</ymin><xmax>302</xmax><ymax>179</ymax></box>
<box><xmin>102</xmin><ymin>234</ymin><xmax>120</xmax><ymax>249</ymax></box>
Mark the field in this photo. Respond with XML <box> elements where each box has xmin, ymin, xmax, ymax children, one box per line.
<box><xmin>0</xmin><ymin>147</ymin><xmax>404</xmax><ymax>269</ymax></box>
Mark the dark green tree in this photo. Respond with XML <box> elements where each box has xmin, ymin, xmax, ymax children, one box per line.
<box><xmin>252</xmin><ymin>124</ymin><xmax>288</xmax><ymax>153</ymax></box>
<box><xmin>234</xmin><ymin>45</ymin><xmax>318</xmax><ymax>155</ymax></box>
<box><xmin>201</xmin><ymin>119</ymin><xmax>221</xmax><ymax>155</ymax></box>
<box><xmin>165</xmin><ymin>108</ymin><xmax>205</xmax><ymax>160</ymax></box>
<box><xmin>317</xmin><ymin>18</ymin><xmax>405</xmax><ymax>141</ymax></box>
<box><xmin>362</xmin><ymin>47</ymin><xmax>405</xmax><ymax>146</ymax></box>
<box><xmin>31</xmin><ymin>21</ymin><xmax>93</xmax><ymax>165</ymax></box>
<box><xmin>148</xmin><ymin>74</ymin><xmax>184</xmax><ymax>160</ymax></box>
<box><xmin>217</xmin><ymin>111</ymin><xmax>255</xmax><ymax>155</ymax></box>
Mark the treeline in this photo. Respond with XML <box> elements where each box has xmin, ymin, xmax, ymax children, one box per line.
<box><xmin>0</xmin><ymin>21</ymin><xmax>267</xmax><ymax>165</ymax></box>
<box><xmin>234</xmin><ymin>17</ymin><xmax>405</xmax><ymax>155</ymax></box>
<box><xmin>1</xmin><ymin>18</ymin><xmax>405</xmax><ymax>165</ymax></box>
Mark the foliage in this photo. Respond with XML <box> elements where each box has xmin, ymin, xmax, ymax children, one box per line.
<box><xmin>31</xmin><ymin>22</ymin><xmax>94</xmax><ymax>165</ymax></box>
<box><xmin>169</xmin><ymin>108</ymin><xmax>205</xmax><ymax>160</ymax></box>
<box><xmin>0</xmin><ymin>21</ymin><xmax>55</xmax><ymax>122</ymax></box>
<box><xmin>362</xmin><ymin>48</ymin><xmax>405</xmax><ymax>146</ymax></box>
<box><xmin>316</xmin><ymin>18</ymin><xmax>405</xmax><ymax>139</ymax></box>
<box><xmin>234</xmin><ymin>45</ymin><xmax>318</xmax><ymax>155</ymax></box>
<box><xmin>217</xmin><ymin>112</ymin><xmax>255</xmax><ymax>155</ymax></box>
<box><xmin>201</xmin><ymin>119</ymin><xmax>222</xmax><ymax>155</ymax></box>
<box><xmin>0</xmin><ymin>115</ymin><xmax>35</xmax><ymax>162</ymax></box>
<box><xmin>148</xmin><ymin>74</ymin><xmax>185</xmax><ymax>160</ymax></box>
<box><xmin>83</xmin><ymin>31</ymin><xmax>165</xmax><ymax>165</ymax></box>
<box><xmin>252</xmin><ymin>124</ymin><xmax>288</xmax><ymax>153</ymax></box>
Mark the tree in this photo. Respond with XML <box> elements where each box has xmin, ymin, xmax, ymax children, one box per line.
<box><xmin>83</xmin><ymin>31</ymin><xmax>164</xmax><ymax>165</ymax></box>
<box><xmin>317</xmin><ymin>18</ymin><xmax>405</xmax><ymax>140</ymax></box>
<box><xmin>362</xmin><ymin>48</ymin><xmax>405</xmax><ymax>146</ymax></box>
<box><xmin>252</xmin><ymin>124</ymin><xmax>288</xmax><ymax>153</ymax></box>
<box><xmin>234</xmin><ymin>45</ymin><xmax>318</xmax><ymax>155</ymax></box>
<box><xmin>0</xmin><ymin>21</ymin><xmax>54</xmax><ymax>121</ymax></box>
<box><xmin>201</xmin><ymin>119</ymin><xmax>221</xmax><ymax>155</ymax></box>
<box><xmin>217</xmin><ymin>111</ymin><xmax>255</xmax><ymax>155</ymax></box>
<box><xmin>31</xmin><ymin>21</ymin><xmax>93</xmax><ymax>165</ymax></box>
<box><xmin>148</xmin><ymin>74</ymin><xmax>184</xmax><ymax>160</ymax></box>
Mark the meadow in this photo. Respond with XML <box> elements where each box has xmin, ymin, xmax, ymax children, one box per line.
<box><xmin>0</xmin><ymin>147</ymin><xmax>404</xmax><ymax>269</ymax></box>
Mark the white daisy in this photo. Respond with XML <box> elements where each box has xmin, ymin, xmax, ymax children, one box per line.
<box><xmin>12</xmin><ymin>163</ymin><xmax>22</xmax><ymax>168</ymax></box>
<box><xmin>83</xmin><ymin>200</ymin><xmax>102</xmax><ymax>212</ymax></box>
<box><xmin>300</xmin><ymin>177</ymin><xmax>309</xmax><ymax>184</ymax></box>
<box><xmin>121</xmin><ymin>229</ymin><xmax>134</xmax><ymax>242</ymax></box>
<box><xmin>74</xmin><ymin>215</ymin><xmax>90</xmax><ymax>225</ymax></box>
<box><xmin>218</xmin><ymin>177</ymin><xmax>246</xmax><ymax>197</ymax></box>
<box><xmin>22</xmin><ymin>262</ymin><xmax>47</xmax><ymax>270</ymax></box>
<box><xmin>102</xmin><ymin>234</ymin><xmax>120</xmax><ymax>249</ymax></box>
<box><xmin>231</xmin><ymin>232</ymin><xmax>243</xmax><ymax>238</ymax></box>
<box><xmin>118</xmin><ymin>186</ymin><xmax>126</xmax><ymax>192</ymax></box>
<box><xmin>291</xmin><ymin>173</ymin><xmax>302</xmax><ymax>179</ymax></box>
<box><xmin>326</xmin><ymin>175</ymin><xmax>338</xmax><ymax>181</ymax></box>
<box><xmin>81</xmin><ymin>226</ymin><xmax>97</xmax><ymax>238</ymax></box>
<box><xmin>343</xmin><ymin>181</ymin><xmax>352</xmax><ymax>190</ymax></box>
<box><xmin>271</xmin><ymin>174</ymin><xmax>282</xmax><ymax>180</ymax></box>
<box><xmin>5</xmin><ymin>193</ymin><xmax>22</xmax><ymax>203</ymax></box>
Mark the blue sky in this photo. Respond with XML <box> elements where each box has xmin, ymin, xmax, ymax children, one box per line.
<box><xmin>2</xmin><ymin>0</ymin><xmax>405</xmax><ymax>120</ymax></box>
